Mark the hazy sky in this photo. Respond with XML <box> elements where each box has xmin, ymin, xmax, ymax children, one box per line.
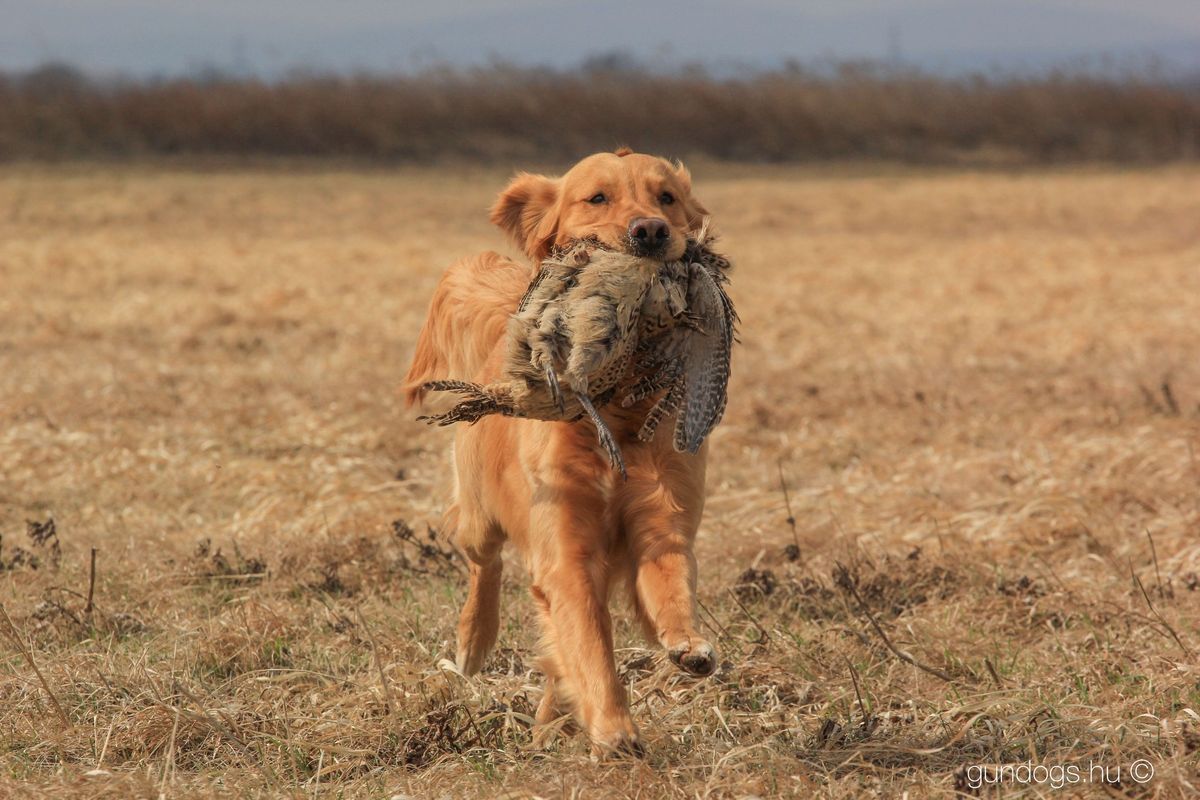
<box><xmin>2</xmin><ymin>0</ymin><xmax>1197</xmax><ymax>76</ymax></box>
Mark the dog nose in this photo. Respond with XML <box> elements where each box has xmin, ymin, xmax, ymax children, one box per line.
<box><xmin>628</xmin><ymin>217</ymin><xmax>669</xmax><ymax>253</ymax></box>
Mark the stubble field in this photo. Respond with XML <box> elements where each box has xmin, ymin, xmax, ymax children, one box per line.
<box><xmin>1</xmin><ymin>162</ymin><xmax>1199</xmax><ymax>798</ymax></box>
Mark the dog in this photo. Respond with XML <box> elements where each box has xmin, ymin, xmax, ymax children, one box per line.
<box><xmin>404</xmin><ymin>148</ymin><xmax>720</xmax><ymax>754</ymax></box>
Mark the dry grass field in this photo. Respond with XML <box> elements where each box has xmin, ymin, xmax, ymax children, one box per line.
<box><xmin>2</xmin><ymin>162</ymin><xmax>1199</xmax><ymax>798</ymax></box>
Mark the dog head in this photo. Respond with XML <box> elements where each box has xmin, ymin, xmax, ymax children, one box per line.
<box><xmin>490</xmin><ymin>147</ymin><xmax>708</xmax><ymax>265</ymax></box>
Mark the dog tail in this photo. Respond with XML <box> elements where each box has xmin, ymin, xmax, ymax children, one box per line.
<box><xmin>403</xmin><ymin>251</ymin><xmax>530</xmax><ymax>407</ymax></box>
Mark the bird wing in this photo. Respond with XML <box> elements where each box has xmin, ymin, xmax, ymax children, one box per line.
<box><xmin>674</xmin><ymin>261</ymin><xmax>737</xmax><ymax>454</ymax></box>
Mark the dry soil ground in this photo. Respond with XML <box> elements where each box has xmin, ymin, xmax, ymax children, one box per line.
<box><xmin>1</xmin><ymin>163</ymin><xmax>1199</xmax><ymax>798</ymax></box>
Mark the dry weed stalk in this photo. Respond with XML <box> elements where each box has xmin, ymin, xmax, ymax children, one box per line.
<box><xmin>0</xmin><ymin>603</ymin><xmax>71</xmax><ymax>728</ymax></box>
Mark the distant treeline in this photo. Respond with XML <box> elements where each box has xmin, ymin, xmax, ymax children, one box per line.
<box><xmin>2</xmin><ymin>62</ymin><xmax>1198</xmax><ymax>163</ymax></box>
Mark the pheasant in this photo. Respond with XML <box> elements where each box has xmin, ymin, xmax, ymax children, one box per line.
<box><xmin>419</xmin><ymin>225</ymin><xmax>736</xmax><ymax>476</ymax></box>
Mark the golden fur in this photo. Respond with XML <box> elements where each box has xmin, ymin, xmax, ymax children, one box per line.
<box><xmin>404</xmin><ymin>149</ymin><xmax>717</xmax><ymax>754</ymax></box>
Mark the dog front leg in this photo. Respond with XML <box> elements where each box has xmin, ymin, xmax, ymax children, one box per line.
<box><xmin>527</xmin><ymin>485</ymin><xmax>639</xmax><ymax>756</ymax></box>
<box><xmin>623</xmin><ymin>448</ymin><xmax>717</xmax><ymax>676</ymax></box>
<box><xmin>631</xmin><ymin>535</ymin><xmax>716</xmax><ymax>676</ymax></box>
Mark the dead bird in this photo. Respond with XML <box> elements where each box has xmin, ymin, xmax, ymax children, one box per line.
<box><xmin>420</xmin><ymin>227</ymin><xmax>736</xmax><ymax>476</ymax></box>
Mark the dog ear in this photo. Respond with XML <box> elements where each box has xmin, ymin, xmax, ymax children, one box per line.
<box><xmin>489</xmin><ymin>172</ymin><xmax>560</xmax><ymax>261</ymax></box>
<box><xmin>673</xmin><ymin>161</ymin><xmax>710</xmax><ymax>232</ymax></box>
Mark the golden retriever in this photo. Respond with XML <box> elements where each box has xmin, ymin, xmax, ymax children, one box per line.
<box><xmin>404</xmin><ymin>148</ymin><xmax>718</xmax><ymax>754</ymax></box>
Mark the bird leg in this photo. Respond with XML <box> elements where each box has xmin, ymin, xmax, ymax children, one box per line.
<box><xmin>530</xmin><ymin>315</ymin><xmax>567</xmax><ymax>414</ymax></box>
<box><xmin>574</xmin><ymin>392</ymin><xmax>627</xmax><ymax>479</ymax></box>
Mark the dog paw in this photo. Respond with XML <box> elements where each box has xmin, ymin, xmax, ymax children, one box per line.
<box><xmin>589</xmin><ymin>728</ymin><xmax>644</xmax><ymax>759</ymax></box>
<box><xmin>455</xmin><ymin>646</ymin><xmax>485</xmax><ymax>677</ymax></box>
<box><xmin>668</xmin><ymin>638</ymin><xmax>717</xmax><ymax>676</ymax></box>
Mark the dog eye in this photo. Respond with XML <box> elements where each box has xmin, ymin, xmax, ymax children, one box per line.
<box><xmin>659</xmin><ymin>191</ymin><xmax>675</xmax><ymax>205</ymax></box>
<box><xmin>588</xmin><ymin>193</ymin><xmax>607</xmax><ymax>204</ymax></box>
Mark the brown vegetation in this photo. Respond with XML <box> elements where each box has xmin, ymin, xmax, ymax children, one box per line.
<box><xmin>1</xmin><ymin>63</ymin><xmax>1198</xmax><ymax>163</ymax></box>
<box><xmin>1</xmin><ymin>163</ymin><xmax>1199</xmax><ymax>797</ymax></box>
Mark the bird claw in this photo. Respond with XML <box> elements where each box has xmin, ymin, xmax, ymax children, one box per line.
<box><xmin>682</xmin><ymin>313</ymin><xmax>708</xmax><ymax>334</ymax></box>
<box><xmin>543</xmin><ymin>365</ymin><xmax>566</xmax><ymax>414</ymax></box>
